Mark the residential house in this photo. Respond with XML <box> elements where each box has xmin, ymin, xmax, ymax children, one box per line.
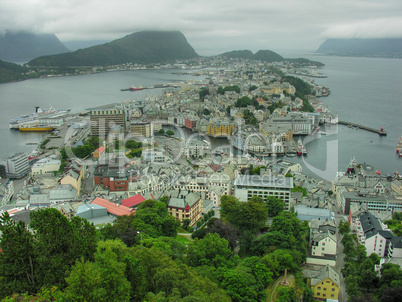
<box><xmin>309</xmin><ymin>265</ymin><xmax>340</xmax><ymax>301</ymax></box>
<box><xmin>167</xmin><ymin>191</ymin><xmax>203</xmax><ymax>226</ymax></box>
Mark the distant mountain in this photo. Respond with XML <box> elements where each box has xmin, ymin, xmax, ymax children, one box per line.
<box><xmin>221</xmin><ymin>50</ymin><xmax>254</xmax><ymax>59</ymax></box>
<box><xmin>221</xmin><ymin>49</ymin><xmax>284</xmax><ymax>62</ymax></box>
<box><xmin>29</xmin><ymin>31</ymin><xmax>199</xmax><ymax>66</ymax></box>
<box><xmin>316</xmin><ymin>38</ymin><xmax>402</xmax><ymax>58</ymax></box>
<box><xmin>62</xmin><ymin>40</ymin><xmax>110</xmax><ymax>51</ymax></box>
<box><xmin>0</xmin><ymin>31</ymin><xmax>70</xmax><ymax>63</ymax></box>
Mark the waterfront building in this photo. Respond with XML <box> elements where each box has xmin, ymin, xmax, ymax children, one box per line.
<box><xmin>185</xmin><ymin>141</ymin><xmax>205</xmax><ymax>159</ymax></box>
<box><xmin>391</xmin><ymin>179</ymin><xmax>402</xmax><ymax>195</ymax></box>
<box><xmin>185</xmin><ymin>116</ymin><xmax>199</xmax><ymax>130</ymax></box>
<box><xmin>90</xmin><ymin>109</ymin><xmax>126</xmax><ymax>137</ymax></box>
<box><xmin>206</xmin><ymin>120</ymin><xmax>236</xmax><ymax>137</ymax></box>
<box><xmin>3</xmin><ymin>153</ymin><xmax>30</xmax><ymax>179</ymax></box>
<box><xmin>233</xmin><ymin>175</ymin><xmax>293</xmax><ymax>210</ymax></box>
<box><xmin>269</xmin><ymin>116</ymin><xmax>312</xmax><ymax>135</ymax></box>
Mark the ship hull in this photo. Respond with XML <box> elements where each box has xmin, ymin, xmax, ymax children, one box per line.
<box><xmin>19</xmin><ymin>126</ymin><xmax>54</xmax><ymax>132</ymax></box>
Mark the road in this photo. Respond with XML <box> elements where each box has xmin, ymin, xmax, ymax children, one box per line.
<box><xmin>333</xmin><ymin>205</ymin><xmax>348</xmax><ymax>302</ymax></box>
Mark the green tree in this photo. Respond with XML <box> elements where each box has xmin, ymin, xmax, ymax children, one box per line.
<box><xmin>157</xmin><ymin>128</ymin><xmax>165</xmax><ymax>135</ymax></box>
<box><xmin>187</xmin><ymin>233</ymin><xmax>234</xmax><ymax>268</ymax></box>
<box><xmin>276</xmin><ymin>287</ymin><xmax>297</xmax><ymax>302</ymax></box>
<box><xmin>29</xmin><ymin>208</ymin><xmax>97</xmax><ymax>288</ymax></box>
<box><xmin>338</xmin><ymin>220</ymin><xmax>351</xmax><ymax>235</ymax></box>
<box><xmin>65</xmin><ymin>240</ymin><xmax>131</xmax><ymax>301</ymax></box>
<box><xmin>166</xmin><ymin>130</ymin><xmax>175</xmax><ymax>136</ymax></box>
<box><xmin>266</xmin><ymin>196</ymin><xmax>285</xmax><ymax>217</ymax></box>
<box><xmin>0</xmin><ymin>212</ymin><xmax>37</xmax><ymax>297</ymax></box>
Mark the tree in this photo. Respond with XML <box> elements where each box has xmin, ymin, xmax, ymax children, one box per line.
<box><xmin>220</xmin><ymin>195</ymin><xmax>268</xmax><ymax>233</ymax></box>
<box><xmin>276</xmin><ymin>287</ymin><xmax>297</xmax><ymax>302</ymax></box>
<box><xmin>166</xmin><ymin>130</ymin><xmax>174</xmax><ymax>136</ymax></box>
<box><xmin>187</xmin><ymin>233</ymin><xmax>234</xmax><ymax>268</ymax></box>
<box><xmin>266</xmin><ymin>196</ymin><xmax>285</xmax><ymax>217</ymax></box>
<box><xmin>0</xmin><ymin>212</ymin><xmax>37</xmax><ymax>297</ymax></box>
<box><xmin>157</xmin><ymin>128</ymin><xmax>165</xmax><ymax>135</ymax></box>
<box><xmin>338</xmin><ymin>220</ymin><xmax>351</xmax><ymax>235</ymax></box>
<box><xmin>29</xmin><ymin>208</ymin><xmax>97</xmax><ymax>288</ymax></box>
<box><xmin>207</xmin><ymin>219</ymin><xmax>240</xmax><ymax>251</ymax></box>
<box><xmin>65</xmin><ymin>240</ymin><xmax>131</xmax><ymax>301</ymax></box>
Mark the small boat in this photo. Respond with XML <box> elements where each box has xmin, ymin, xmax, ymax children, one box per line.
<box><xmin>129</xmin><ymin>85</ymin><xmax>143</xmax><ymax>91</ymax></box>
<box><xmin>286</xmin><ymin>153</ymin><xmax>296</xmax><ymax>157</ymax></box>
<box><xmin>318</xmin><ymin>131</ymin><xmax>327</xmax><ymax>135</ymax></box>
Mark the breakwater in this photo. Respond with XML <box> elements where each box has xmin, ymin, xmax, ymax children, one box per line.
<box><xmin>338</xmin><ymin>121</ymin><xmax>387</xmax><ymax>136</ymax></box>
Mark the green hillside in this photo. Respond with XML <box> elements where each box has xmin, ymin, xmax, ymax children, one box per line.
<box><xmin>28</xmin><ymin>31</ymin><xmax>199</xmax><ymax>66</ymax></box>
<box><xmin>221</xmin><ymin>49</ymin><xmax>284</xmax><ymax>62</ymax></box>
<box><xmin>0</xmin><ymin>60</ymin><xmax>31</xmax><ymax>83</ymax></box>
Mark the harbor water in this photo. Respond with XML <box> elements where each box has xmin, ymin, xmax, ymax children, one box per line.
<box><xmin>0</xmin><ymin>56</ymin><xmax>401</xmax><ymax>179</ymax></box>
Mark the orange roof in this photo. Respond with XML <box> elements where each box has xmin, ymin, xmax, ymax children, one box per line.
<box><xmin>121</xmin><ymin>194</ymin><xmax>146</xmax><ymax>208</ymax></box>
<box><xmin>91</xmin><ymin>197</ymin><xmax>134</xmax><ymax>216</ymax></box>
<box><xmin>95</xmin><ymin>146</ymin><xmax>105</xmax><ymax>154</ymax></box>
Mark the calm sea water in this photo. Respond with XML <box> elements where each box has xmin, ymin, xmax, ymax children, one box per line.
<box><xmin>0</xmin><ymin>57</ymin><xmax>401</xmax><ymax>179</ymax></box>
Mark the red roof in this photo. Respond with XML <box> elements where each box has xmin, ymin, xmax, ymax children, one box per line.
<box><xmin>91</xmin><ymin>197</ymin><xmax>134</xmax><ymax>216</ymax></box>
<box><xmin>121</xmin><ymin>194</ymin><xmax>146</xmax><ymax>208</ymax></box>
<box><xmin>95</xmin><ymin>146</ymin><xmax>105</xmax><ymax>154</ymax></box>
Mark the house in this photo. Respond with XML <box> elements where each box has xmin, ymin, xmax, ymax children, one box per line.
<box><xmin>93</xmin><ymin>146</ymin><xmax>106</xmax><ymax>159</ymax></box>
<box><xmin>311</xmin><ymin>231</ymin><xmax>337</xmax><ymax>257</ymax></box>
<box><xmin>167</xmin><ymin>191</ymin><xmax>203</xmax><ymax>227</ymax></box>
<box><xmin>121</xmin><ymin>194</ymin><xmax>146</xmax><ymax>208</ymax></box>
<box><xmin>91</xmin><ymin>197</ymin><xmax>134</xmax><ymax>216</ymax></box>
<box><xmin>309</xmin><ymin>265</ymin><xmax>340</xmax><ymax>301</ymax></box>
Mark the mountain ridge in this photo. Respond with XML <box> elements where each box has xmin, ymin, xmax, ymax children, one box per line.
<box><xmin>28</xmin><ymin>31</ymin><xmax>199</xmax><ymax>66</ymax></box>
<box><xmin>0</xmin><ymin>31</ymin><xmax>70</xmax><ymax>63</ymax></box>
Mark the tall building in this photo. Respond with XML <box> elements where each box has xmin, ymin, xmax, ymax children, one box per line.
<box><xmin>233</xmin><ymin>175</ymin><xmax>293</xmax><ymax>210</ymax></box>
<box><xmin>90</xmin><ymin>109</ymin><xmax>126</xmax><ymax>137</ymax></box>
<box><xmin>3</xmin><ymin>153</ymin><xmax>30</xmax><ymax>179</ymax></box>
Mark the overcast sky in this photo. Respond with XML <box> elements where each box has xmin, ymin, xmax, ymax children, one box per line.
<box><xmin>1</xmin><ymin>0</ymin><xmax>401</xmax><ymax>55</ymax></box>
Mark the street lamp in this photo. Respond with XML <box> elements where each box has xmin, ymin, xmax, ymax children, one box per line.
<box><xmin>137</xmin><ymin>231</ymin><xmax>143</xmax><ymax>248</ymax></box>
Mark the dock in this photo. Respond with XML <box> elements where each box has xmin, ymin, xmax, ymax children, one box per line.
<box><xmin>338</xmin><ymin>121</ymin><xmax>387</xmax><ymax>136</ymax></box>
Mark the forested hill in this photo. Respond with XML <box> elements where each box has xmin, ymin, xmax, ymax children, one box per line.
<box><xmin>0</xmin><ymin>59</ymin><xmax>31</xmax><ymax>83</ymax></box>
<box><xmin>28</xmin><ymin>31</ymin><xmax>199</xmax><ymax>67</ymax></box>
<box><xmin>0</xmin><ymin>31</ymin><xmax>69</xmax><ymax>63</ymax></box>
<box><xmin>316</xmin><ymin>38</ymin><xmax>402</xmax><ymax>58</ymax></box>
<box><xmin>221</xmin><ymin>49</ymin><xmax>284</xmax><ymax>62</ymax></box>
<box><xmin>220</xmin><ymin>49</ymin><xmax>324</xmax><ymax>67</ymax></box>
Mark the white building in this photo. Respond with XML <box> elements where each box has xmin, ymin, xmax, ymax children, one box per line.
<box><xmin>311</xmin><ymin>231</ymin><xmax>337</xmax><ymax>257</ymax></box>
<box><xmin>233</xmin><ymin>175</ymin><xmax>293</xmax><ymax>210</ymax></box>
<box><xmin>185</xmin><ymin>141</ymin><xmax>205</xmax><ymax>159</ymax></box>
<box><xmin>3</xmin><ymin>153</ymin><xmax>30</xmax><ymax>178</ymax></box>
<box><xmin>31</xmin><ymin>156</ymin><xmax>61</xmax><ymax>175</ymax></box>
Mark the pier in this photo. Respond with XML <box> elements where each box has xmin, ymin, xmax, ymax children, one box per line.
<box><xmin>338</xmin><ymin>121</ymin><xmax>387</xmax><ymax>136</ymax></box>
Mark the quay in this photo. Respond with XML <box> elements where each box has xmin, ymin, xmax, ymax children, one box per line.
<box><xmin>338</xmin><ymin>121</ymin><xmax>387</xmax><ymax>136</ymax></box>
